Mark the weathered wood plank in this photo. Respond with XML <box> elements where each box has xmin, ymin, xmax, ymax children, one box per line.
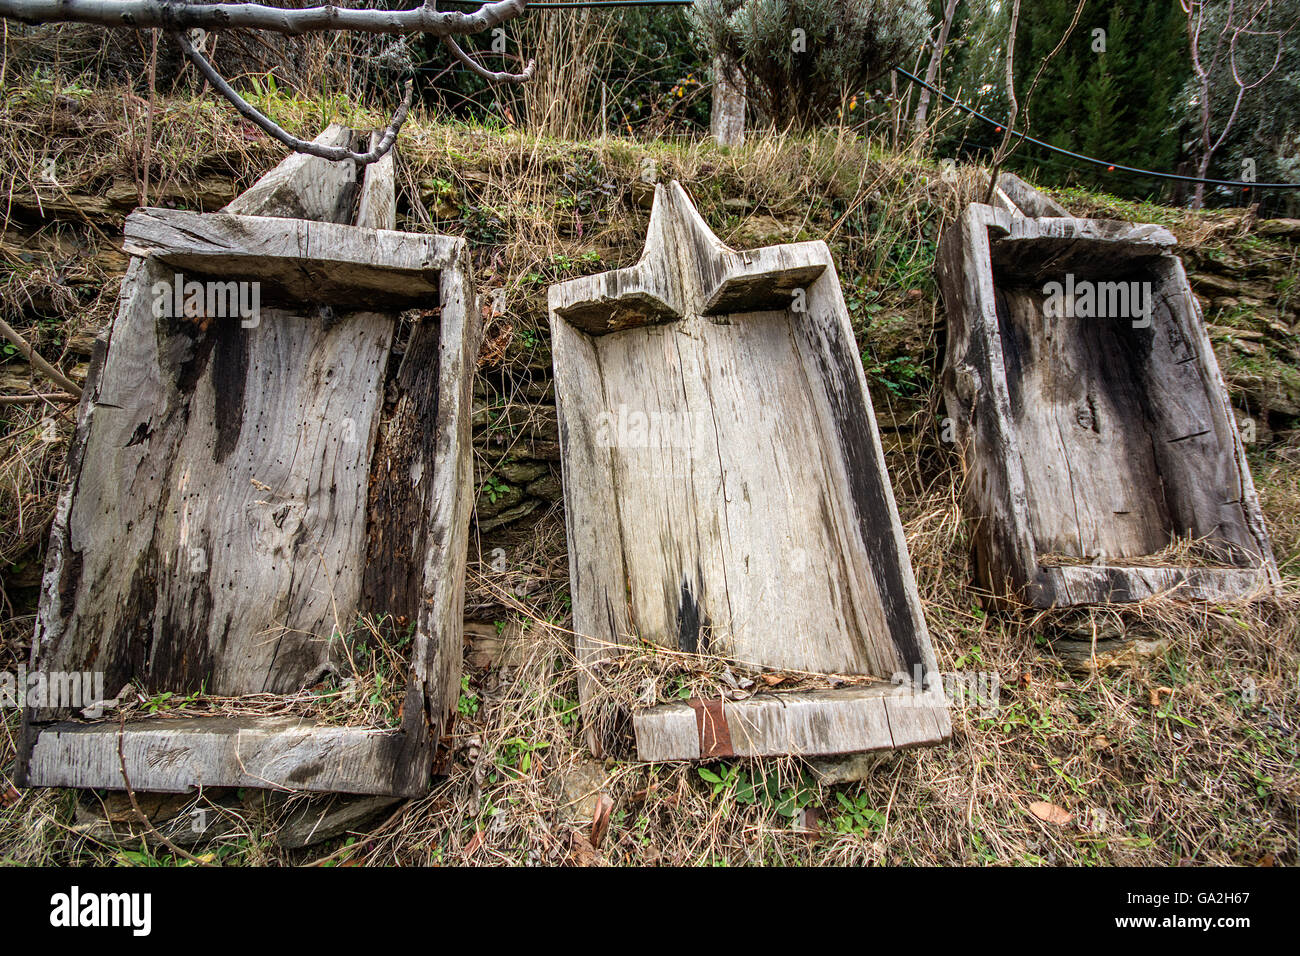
<box><xmin>550</xmin><ymin>195</ymin><xmax>684</xmax><ymax>335</ymax></box>
<box><xmin>33</xmin><ymin>269</ymin><xmax>394</xmax><ymax>699</ymax></box>
<box><xmin>551</xmin><ymin>182</ymin><xmax>949</xmax><ymax>761</ymax></box>
<box><xmin>25</xmin><ymin>717</ymin><xmax>427</xmax><ymax>796</ymax></box>
<box><xmin>223</xmin><ymin>124</ymin><xmax>359</xmax><ymax>223</ymax></box>
<box><xmin>699</xmin><ymin>243</ymin><xmax>826</xmax><ymax>315</ymax></box>
<box><xmin>995</xmin><ymin>172</ymin><xmax>1070</xmax><ymax>218</ymax></box>
<box><xmin>1043</xmin><ymin>564</ymin><xmax>1271</xmax><ymax>605</ymax></box>
<box><xmin>355</xmin><ymin>130</ymin><xmax>397</xmax><ymax>231</ymax></box>
<box><xmin>405</xmin><ymin>235</ymin><xmax>481</xmax><ymax>749</ymax></box>
<box><xmin>122</xmin><ymin>208</ymin><xmax>455</xmax><ymax>308</ymax></box>
<box><xmin>634</xmin><ymin>685</ymin><xmax>949</xmax><ymax>762</ymax></box>
<box><xmin>21</xmin><ymin>134</ymin><xmax>477</xmax><ymax>796</ymax></box>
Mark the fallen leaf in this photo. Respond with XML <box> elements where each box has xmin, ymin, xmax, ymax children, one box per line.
<box><xmin>1028</xmin><ymin>801</ymin><xmax>1073</xmax><ymax>827</ymax></box>
<box><xmin>1</xmin><ymin>783</ymin><xmax>20</xmax><ymax>809</ymax></box>
<box><xmin>590</xmin><ymin>793</ymin><xmax>614</xmax><ymax>848</ymax></box>
<box><xmin>568</xmin><ymin>829</ymin><xmax>598</xmax><ymax>866</ymax></box>
<box><xmin>758</xmin><ymin>673</ymin><xmax>787</xmax><ymax>687</ymax></box>
<box><xmin>464</xmin><ymin>829</ymin><xmax>484</xmax><ymax>860</ymax></box>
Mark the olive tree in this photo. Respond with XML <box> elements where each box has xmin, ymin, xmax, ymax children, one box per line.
<box><xmin>692</xmin><ymin>0</ymin><xmax>930</xmax><ymax>129</ymax></box>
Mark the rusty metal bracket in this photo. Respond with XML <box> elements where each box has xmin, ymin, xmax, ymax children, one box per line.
<box><xmin>689</xmin><ymin>698</ymin><xmax>735</xmax><ymax>759</ymax></box>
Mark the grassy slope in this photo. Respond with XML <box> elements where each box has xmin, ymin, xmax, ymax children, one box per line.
<box><xmin>1</xmin><ymin>84</ymin><xmax>1298</xmax><ymax>865</ymax></box>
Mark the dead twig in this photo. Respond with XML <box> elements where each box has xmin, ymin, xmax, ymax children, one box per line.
<box><xmin>0</xmin><ymin>392</ymin><xmax>78</xmax><ymax>405</ymax></box>
<box><xmin>115</xmin><ymin>715</ymin><xmax>212</xmax><ymax>866</ymax></box>
<box><xmin>0</xmin><ymin>316</ymin><xmax>82</xmax><ymax>398</ymax></box>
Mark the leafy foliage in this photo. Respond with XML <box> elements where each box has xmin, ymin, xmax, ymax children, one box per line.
<box><xmin>691</xmin><ymin>0</ymin><xmax>930</xmax><ymax>128</ymax></box>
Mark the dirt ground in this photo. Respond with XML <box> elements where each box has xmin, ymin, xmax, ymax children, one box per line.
<box><xmin>2</xmin><ymin>87</ymin><xmax>1298</xmax><ymax>865</ymax></box>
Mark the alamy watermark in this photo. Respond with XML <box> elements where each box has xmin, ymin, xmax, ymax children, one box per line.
<box><xmin>891</xmin><ymin>664</ymin><xmax>1001</xmax><ymax>716</ymax></box>
<box><xmin>1042</xmin><ymin>273</ymin><xmax>1153</xmax><ymax>329</ymax></box>
<box><xmin>151</xmin><ymin>271</ymin><xmax>261</xmax><ymax>327</ymax></box>
<box><xmin>1</xmin><ymin>668</ymin><xmax>106</xmax><ymax>716</ymax></box>
<box><xmin>594</xmin><ymin>403</ymin><xmax>701</xmax><ymax>450</ymax></box>
<box><xmin>50</xmin><ymin>886</ymin><xmax>151</xmax><ymax>936</ymax></box>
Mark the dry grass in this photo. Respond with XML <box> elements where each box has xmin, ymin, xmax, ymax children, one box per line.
<box><xmin>1</xmin><ymin>86</ymin><xmax>1297</xmax><ymax>866</ymax></box>
<box><xmin>1037</xmin><ymin>531</ymin><xmax>1247</xmax><ymax>569</ymax></box>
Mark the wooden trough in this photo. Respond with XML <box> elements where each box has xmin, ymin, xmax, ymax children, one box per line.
<box><xmin>549</xmin><ymin>182</ymin><xmax>950</xmax><ymax>762</ymax></box>
<box><xmin>936</xmin><ymin>195</ymin><xmax>1277</xmax><ymax>607</ymax></box>
<box><xmin>18</xmin><ymin>127</ymin><xmax>480</xmax><ymax>797</ymax></box>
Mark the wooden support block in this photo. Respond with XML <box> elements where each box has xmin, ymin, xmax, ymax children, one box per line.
<box><xmin>994</xmin><ymin>172</ymin><xmax>1070</xmax><ymax>218</ymax></box>
<box><xmin>700</xmin><ymin>243</ymin><xmax>827</xmax><ymax>315</ymax></box>
<box><xmin>223</xmin><ymin>124</ymin><xmax>360</xmax><ymax>223</ymax></box>
<box><xmin>122</xmin><ymin>208</ymin><xmax>455</xmax><ymax>308</ymax></box>
<box><xmin>550</xmin><ymin>182</ymin><xmax>949</xmax><ymax>761</ymax></box>
<box><xmin>936</xmin><ymin>203</ymin><xmax>1277</xmax><ymax>607</ymax></box>
<box><xmin>634</xmin><ymin>685</ymin><xmax>948</xmax><ymax>762</ymax></box>
<box><xmin>356</xmin><ymin>130</ymin><xmax>398</xmax><ymax>231</ymax></box>
<box><xmin>551</xmin><ymin>197</ymin><xmax>684</xmax><ymax>334</ymax></box>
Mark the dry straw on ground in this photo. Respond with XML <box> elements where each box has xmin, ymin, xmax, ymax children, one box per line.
<box><xmin>1</xmin><ymin>85</ymin><xmax>1297</xmax><ymax>866</ymax></box>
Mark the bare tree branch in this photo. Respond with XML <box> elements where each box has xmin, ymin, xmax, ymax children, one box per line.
<box><xmin>0</xmin><ymin>0</ymin><xmax>528</xmax><ymax>37</ymax></box>
<box><xmin>1182</xmin><ymin>0</ymin><xmax>1297</xmax><ymax>207</ymax></box>
<box><xmin>3</xmin><ymin>1</ymin><xmax>535</xmax><ymax>165</ymax></box>
<box><xmin>912</xmin><ymin>0</ymin><xmax>960</xmax><ymax>137</ymax></box>
<box><xmin>0</xmin><ymin>393</ymin><xmax>78</xmax><ymax>406</ymax></box>
<box><xmin>440</xmin><ymin>33</ymin><xmax>534</xmax><ymax>84</ymax></box>
<box><xmin>1001</xmin><ymin>0</ymin><xmax>1087</xmax><ymax>167</ymax></box>
<box><xmin>983</xmin><ymin>0</ymin><xmax>1021</xmax><ymax>205</ymax></box>
<box><xmin>173</xmin><ymin>28</ymin><xmax>414</xmax><ymax>163</ymax></box>
<box><xmin>0</xmin><ymin>316</ymin><xmax>83</xmax><ymax>398</ymax></box>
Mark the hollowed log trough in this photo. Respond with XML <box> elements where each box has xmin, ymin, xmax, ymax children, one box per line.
<box><xmin>937</xmin><ymin>203</ymin><xmax>1277</xmax><ymax>607</ymax></box>
<box><xmin>549</xmin><ymin>182</ymin><xmax>950</xmax><ymax>762</ymax></box>
<box><xmin>19</xmin><ymin>128</ymin><xmax>480</xmax><ymax>796</ymax></box>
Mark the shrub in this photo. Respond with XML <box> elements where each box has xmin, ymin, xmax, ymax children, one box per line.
<box><xmin>691</xmin><ymin>0</ymin><xmax>930</xmax><ymax>129</ymax></box>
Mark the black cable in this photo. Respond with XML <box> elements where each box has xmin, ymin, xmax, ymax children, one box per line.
<box><xmin>427</xmin><ymin>3</ymin><xmax>1300</xmax><ymax>190</ymax></box>
<box><xmin>894</xmin><ymin>66</ymin><xmax>1300</xmax><ymax>191</ymax></box>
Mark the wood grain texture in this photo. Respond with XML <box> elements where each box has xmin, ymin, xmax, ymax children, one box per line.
<box><xmin>936</xmin><ymin>203</ymin><xmax>1278</xmax><ymax>607</ymax></box>
<box><xmin>550</xmin><ymin>195</ymin><xmax>684</xmax><ymax>335</ymax></box>
<box><xmin>634</xmin><ymin>684</ymin><xmax>949</xmax><ymax>761</ymax></box>
<box><xmin>223</xmin><ymin>124</ymin><xmax>359</xmax><ymax>223</ymax></box>
<box><xmin>995</xmin><ymin>172</ymin><xmax>1070</xmax><ymax>218</ymax></box>
<box><xmin>21</xmin><ymin>136</ymin><xmax>477</xmax><ymax>796</ymax></box>
<box><xmin>122</xmin><ymin>208</ymin><xmax>455</xmax><ymax>309</ymax></box>
<box><xmin>26</xmin><ymin>717</ymin><xmax>419</xmax><ymax>795</ymax></box>
<box><xmin>355</xmin><ymin>131</ymin><xmax>397</xmax><ymax>231</ymax></box>
<box><xmin>551</xmin><ymin>182</ymin><xmax>948</xmax><ymax>761</ymax></box>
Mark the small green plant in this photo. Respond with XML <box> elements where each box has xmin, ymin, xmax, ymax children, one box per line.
<box><xmin>490</xmin><ymin>737</ymin><xmax>550</xmax><ymax>782</ymax></box>
<box><xmin>457</xmin><ymin>675</ymin><xmax>480</xmax><ymax>719</ymax></box>
<box><xmin>863</xmin><ymin>354</ymin><xmax>927</xmax><ymax>397</ymax></box>
<box><xmin>697</xmin><ymin>763</ymin><xmax>757</xmax><ymax>806</ymax></box>
<box><xmin>831</xmin><ymin>790</ymin><xmax>885</xmax><ymax>835</ymax></box>
<box><xmin>552</xmin><ymin>696</ymin><xmax>580</xmax><ymax>727</ymax></box>
<box><xmin>480</xmin><ymin>476</ymin><xmax>509</xmax><ymax>505</ymax></box>
<box><xmin>142</xmin><ymin>688</ymin><xmax>202</xmax><ymax>714</ymax></box>
<box><xmin>756</xmin><ymin>771</ymin><xmax>815</xmax><ymax>819</ymax></box>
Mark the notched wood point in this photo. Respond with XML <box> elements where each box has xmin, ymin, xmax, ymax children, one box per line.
<box><xmin>550</xmin><ymin>180</ymin><xmax>949</xmax><ymax>763</ymax></box>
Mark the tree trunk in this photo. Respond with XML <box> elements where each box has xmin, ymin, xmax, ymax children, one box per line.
<box><xmin>711</xmin><ymin>55</ymin><xmax>746</xmax><ymax>147</ymax></box>
<box><xmin>913</xmin><ymin>0</ymin><xmax>960</xmax><ymax>137</ymax></box>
